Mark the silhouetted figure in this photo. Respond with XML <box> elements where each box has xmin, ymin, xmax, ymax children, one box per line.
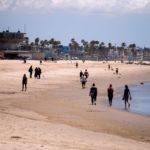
<box><xmin>44</xmin><ymin>57</ymin><xmax>47</xmax><ymax>61</ymax></box>
<box><xmin>122</xmin><ymin>85</ymin><xmax>132</xmax><ymax>109</ymax></box>
<box><xmin>107</xmin><ymin>84</ymin><xmax>114</xmax><ymax>106</ymax></box>
<box><xmin>22</xmin><ymin>74</ymin><xmax>27</xmax><ymax>91</ymax></box>
<box><xmin>28</xmin><ymin>65</ymin><xmax>33</xmax><ymax>78</ymax></box>
<box><xmin>34</xmin><ymin>67</ymin><xmax>38</xmax><ymax>78</ymax></box>
<box><xmin>80</xmin><ymin>75</ymin><xmax>87</xmax><ymax>88</ymax></box>
<box><xmin>89</xmin><ymin>83</ymin><xmax>97</xmax><ymax>105</ymax></box>
<box><xmin>108</xmin><ymin>64</ymin><xmax>110</xmax><ymax>70</ymax></box>
<box><xmin>76</xmin><ymin>62</ymin><xmax>78</xmax><ymax>68</ymax></box>
<box><xmin>116</xmin><ymin>68</ymin><xmax>119</xmax><ymax>75</ymax></box>
<box><xmin>79</xmin><ymin>70</ymin><xmax>83</xmax><ymax>78</ymax></box>
<box><xmin>51</xmin><ymin>57</ymin><xmax>54</xmax><ymax>61</ymax></box>
<box><xmin>84</xmin><ymin>69</ymin><xmax>89</xmax><ymax>79</ymax></box>
<box><xmin>37</xmin><ymin>67</ymin><xmax>42</xmax><ymax>79</ymax></box>
<box><xmin>40</xmin><ymin>60</ymin><xmax>42</xmax><ymax>65</ymax></box>
<box><xmin>23</xmin><ymin>58</ymin><xmax>26</xmax><ymax>64</ymax></box>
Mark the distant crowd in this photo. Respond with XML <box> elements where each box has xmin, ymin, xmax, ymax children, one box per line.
<box><xmin>22</xmin><ymin>60</ymin><xmax>132</xmax><ymax>110</ymax></box>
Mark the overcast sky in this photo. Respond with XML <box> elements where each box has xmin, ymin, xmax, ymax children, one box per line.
<box><xmin>0</xmin><ymin>0</ymin><xmax>150</xmax><ymax>47</ymax></box>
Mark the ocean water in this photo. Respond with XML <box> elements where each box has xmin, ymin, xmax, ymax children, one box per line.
<box><xmin>113</xmin><ymin>82</ymin><xmax>150</xmax><ymax>117</ymax></box>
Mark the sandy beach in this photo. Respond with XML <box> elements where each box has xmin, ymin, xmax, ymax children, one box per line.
<box><xmin>0</xmin><ymin>60</ymin><xmax>150</xmax><ymax>150</ymax></box>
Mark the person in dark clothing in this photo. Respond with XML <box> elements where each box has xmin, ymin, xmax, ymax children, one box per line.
<box><xmin>108</xmin><ymin>64</ymin><xmax>110</xmax><ymax>70</ymax></box>
<box><xmin>44</xmin><ymin>57</ymin><xmax>47</xmax><ymax>61</ymax></box>
<box><xmin>76</xmin><ymin>62</ymin><xmax>78</xmax><ymax>68</ymax></box>
<box><xmin>89</xmin><ymin>83</ymin><xmax>97</xmax><ymax>105</ymax></box>
<box><xmin>122</xmin><ymin>85</ymin><xmax>132</xmax><ymax>109</ymax></box>
<box><xmin>116</xmin><ymin>68</ymin><xmax>119</xmax><ymax>75</ymax></box>
<box><xmin>37</xmin><ymin>67</ymin><xmax>42</xmax><ymax>79</ymax></box>
<box><xmin>23</xmin><ymin>58</ymin><xmax>26</xmax><ymax>64</ymax></box>
<box><xmin>79</xmin><ymin>70</ymin><xmax>83</xmax><ymax>78</ymax></box>
<box><xmin>34</xmin><ymin>67</ymin><xmax>38</xmax><ymax>78</ymax></box>
<box><xmin>40</xmin><ymin>60</ymin><xmax>42</xmax><ymax>65</ymax></box>
<box><xmin>22</xmin><ymin>74</ymin><xmax>27</xmax><ymax>91</ymax></box>
<box><xmin>84</xmin><ymin>69</ymin><xmax>89</xmax><ymax>79</ymax></box>
<box><xmin>107</xmin><ymin>84</ymin><xmax>114</xmax><ymax>106</ymax></box>
<box><xmin>28</xmin><ymin>65</ymin><xmax>33</xmax><ymax>78</ymax></box>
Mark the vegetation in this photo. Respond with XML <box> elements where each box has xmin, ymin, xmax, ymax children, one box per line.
<box><xmin>23</xmin><ymin>36</ymin><xmax>150</xmax><ymax>61</ymax></box>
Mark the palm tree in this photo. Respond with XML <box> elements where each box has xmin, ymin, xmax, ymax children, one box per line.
<box><xmin>44</xmin><ymin>40</ymin><xmax>48</xmax><ymax>47</ymax></box>
<box><xmin>88</xmin><ymin>40</ymin><xmax>99</xmax><ymax>55</ymax></box>
<box><xmin>35</xmin><ymin>37</ymin><xmax>40</xmax><ymax>46</ymax></box>
<box><xmin>69</xmin><ymin>38</ymin><xmax>79</xmax><ymax>56</ymax></box>
<box><xmin>53</xmin><ymin>40</ymin><xmax>61</xmax><ymax>56</ymax></box>
<box><xmin>89</xmin><ymin>40</ymin><xmax>95</xmax><ymax>55</ymax></box>
<box><xmin>49</xmin><ymin>38</ymin><xmax>55</xmax><ymax>48</ymax></box>
<box><xmin>34</xmin><ymin>37</ymin><xmax>40</xmax><ymax>51</ymax></box>
<box><xmin>49</xmin><ymin>38</ymin><xmax>61</xmax><ymax>55</ymax></box>
<box><xmin>108</xmin><ymin>43</ymin><xmax>112</xmax><ymax>49</ymax></box>
<box><xmin>116</xmin><ymin>44</ymin><xmax>125</xmax><ymax>60</ymax></box>
<box><xmin>30</xmin><ymin>42</ymin><xmax>35</xmax><ymax>50</ymax></box>
<box><xmin>40</xmin><ymin>40</ymin><xmax>44</xmax><ymax>49</ymax></box>
<box><xmin>98</xmin><ymin>42</ymin><xmax>107</xmax><ymax>59</ymax></box>
<box><xmin>100</xmin><ymin>42</ymin><xmax>105</xmax><ymax>48</ymax></box>
<box><xmin>121</xmin><ymin>42</ymin><xmax>126</xmax><ymax>48</ymax></box>
<box><xmin>30</xmin><ymin>42</ymin><xmax>34</xmax><ymax>46</ymax></box>
<box><xmin>81</xmin><ymin>39</ymin><xmax>89</xmax><ymax>53</ymax></box>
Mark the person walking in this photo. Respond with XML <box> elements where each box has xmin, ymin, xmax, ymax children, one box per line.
<box><xmin>40</xmin><ymin>60</ymin><xmax>42</xmax><ymax>65</ymax></box>
<box><xmin>122</xmin><ymin>85</ymin><xmax>132</xmax><ymax>109</ymax></box>
<box><xmin>108</xmin><ymin>64</ymin><xmax>110</xmax><ymax>70</ymax></box>
<box><xmin>76</xmin><ymin>61</ymin><xmax>78</xmax><ymax>68</ymax></box>
<box><xmin>34</xmin><ymin>67</ymin><xmax>38</xmax><ymax>78</ymax></box>
<box><xmin>22</xmin><ymin>74</ymin><xmax>27</xmax><ymax>91</ymax></box>
<box><xmin>79</xmin><ymin>70</ymin><xmax>83</xmax><ymax>78</ymax></box>
<box><xmin>84</xmin><ymin>69</ymin><xmax>89</xmax><ymax>79</ymax></box>
<box><xmin>37</xmin><ymin>67</ymin><xmax>42</xmax><ymax>79</ymax></box>
<box><xmin>116</xmin><ymin>68</ymin><xmax>119</xmax><ymax>75</ymax></box>
<box><xmin>23</xmin><ymin>58</ymin><xmax>26</xmax><ymax>64</ymax></box>
<box><xmin>80</xmin><ymin>75</ymin><xmax>87</xmax><ymax>88</ymax></box>
<box><xmin>89</xmin><ymin>83</ymin><xmax>97</xmax><ymax>105</ymax></box>
<box><xmin>107</xmin><ymin>84</ymin><xmax>114</xmax><ymax>106</ymax></box>
<box><xmin>28</xmin><ymin>65</ymin><xmax>33</xmax><ymax>78</ymax></box>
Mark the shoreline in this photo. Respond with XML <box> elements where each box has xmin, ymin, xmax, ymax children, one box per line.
<box><xmin>112</xmin><ymin>81</ymin><xmax>150</xmax><ymax>117</ymax></box>
<box><xmin>0</xmin><ymin>60</ymin><xmax>150</xmax><ymax>149</ymax></box>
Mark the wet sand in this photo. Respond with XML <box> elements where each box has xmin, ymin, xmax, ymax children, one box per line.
<box><xmin>113</xmin><ymin>82</ymin><xmax>150</xmax><ymax>116</ymax></box>
<box><xmin>0</xmin><ymin>60</ymin><xmax>150</xmax><ymax>149</ymax></box>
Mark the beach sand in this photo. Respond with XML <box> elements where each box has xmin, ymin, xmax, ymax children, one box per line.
<box><xmin>0</xmin><ymin>60</ymin><xmax>150</xmax><ymax>150</ymax></box>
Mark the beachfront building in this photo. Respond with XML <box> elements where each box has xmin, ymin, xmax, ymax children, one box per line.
<box><xmin>0</xmin><ymin>30</ymin><xmax>28</xmax><ymax>59</ymax></box>
<box><xmin>0</xmin><ymin>30</ymin><xmax>26</xmax><ymax>50</ymax></box>
<box><xmin>143</xmin><ymin>48</ymin><xmax>150</xmax><ymax>61</ymax></box>
<box><xmin>0</xmin><ymin>31</ymin><xmax>51</xmax><ymax>59</ymax></box>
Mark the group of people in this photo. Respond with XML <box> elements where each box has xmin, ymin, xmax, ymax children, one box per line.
<box><xmin>78</xmin><ymin>65</ymin><xmax>131</xmax><ymax>108</ymax></box>
<box><xmin>28</xmin><ymin>65</ymin><xmax>42</xmax><ymax>79</ymax></box>
<box><xmin>22</xmin><ymin>65</ymin><xmax>42</xmax><ymax>91</ymax></box>
<box><xmin>34</xmin><ymin>67</ymin><xmax>42</xmax><ymax>79</ymax></box>
<box><xmin>108</xmin><ymin>84</ymin><xmax>131</xmax><ymax>109</ymax></box>
<box><xmin>23</xmin><ymin>61</ymin><xmax>132</xmax><ymax>110</ymax></box>
<box><xmin>79</xmin><ymin>69</ymin><xmax>89</xmax><ymax>88</ymax></box>
<box><xmin>89</xmin><ymin>83</ymin><xmax>131</xmax><ymax>109</ymax></box>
